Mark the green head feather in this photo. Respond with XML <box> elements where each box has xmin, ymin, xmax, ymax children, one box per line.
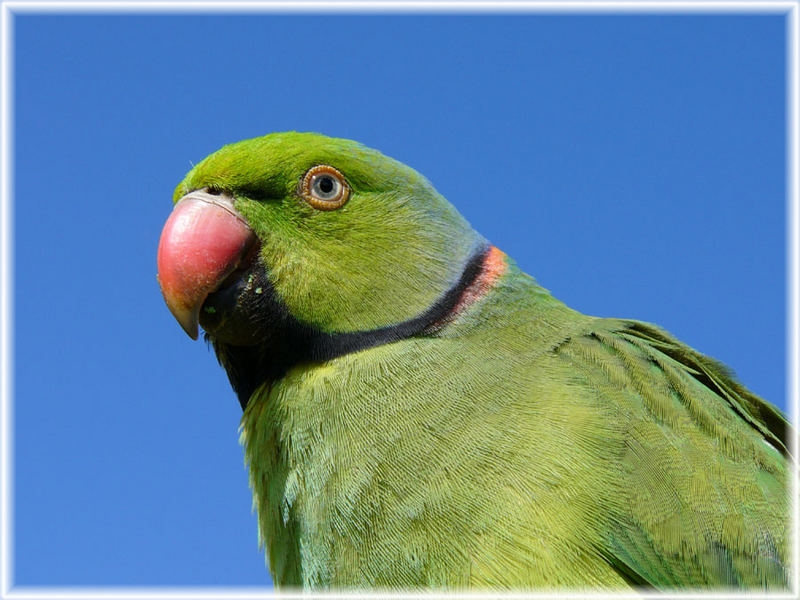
<box><xmin>174</xmin><ymin>132</ymin><xmax>483</xmax><ymax>333</ymax></box>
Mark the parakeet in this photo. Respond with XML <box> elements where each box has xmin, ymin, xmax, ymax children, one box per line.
<box><xmin>157</xmin><ymin>132</ymin><xmax>792</xmax><ymax>591</ymax></box>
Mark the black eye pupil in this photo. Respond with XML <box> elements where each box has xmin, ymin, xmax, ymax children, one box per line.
<box><xmin>318</xmin><ymin>176</ymin><xmax>334</xmax><ymax>194</ymax></box>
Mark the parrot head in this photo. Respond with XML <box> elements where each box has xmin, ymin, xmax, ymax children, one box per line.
<box><xmin>157</xmin><ymin>132</ymin><xmax>485</xmax><ymax>406</ymax></box>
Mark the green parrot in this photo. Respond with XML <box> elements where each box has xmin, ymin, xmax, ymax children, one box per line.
<box><xmin>157</xmin><ymin>132</ymin><xmax>792</xmax><ymax>590</ymax></box>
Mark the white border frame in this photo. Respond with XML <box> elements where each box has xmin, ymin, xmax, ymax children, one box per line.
<box><xmin>1</xmin><ymin>1</ymin><xmax>797</xmax><ymax>599</ymax></box>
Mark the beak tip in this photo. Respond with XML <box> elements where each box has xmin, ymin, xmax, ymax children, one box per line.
<box><xmin>181</xmin><ymin>320</ymin><xmax>200</xmax><ymax>341</ymax></box>
<box><xmin>173</xmin><ymin>306</ymin><xmax>200</xmax><ymax>341</ymax></box>
<box><xmin>159</xmin><ymin>281</ymin><xmax>201</xmax><ymax>340</ymax></box>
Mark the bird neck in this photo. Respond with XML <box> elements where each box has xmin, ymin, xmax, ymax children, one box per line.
<box><xmin>212</xmin><ymin>245</ymin><xmax>507</xmax><ymax>410</ymax></box>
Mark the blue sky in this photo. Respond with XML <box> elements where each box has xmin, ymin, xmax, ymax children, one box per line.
<box><xmin>10</xmin><ymin>8</ymin><xmax>789</xmax><ymax>589</ymax></box>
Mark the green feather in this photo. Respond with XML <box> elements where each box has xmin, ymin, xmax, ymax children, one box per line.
<box><xmin>174</xmin><ymin>132</ymin><xmax>791</xmax><ymax>590</ymax></box>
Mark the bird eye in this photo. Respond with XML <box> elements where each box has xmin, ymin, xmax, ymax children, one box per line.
<box><xmin>300</xmin><ymin>165</ymin><xmax>350</xmax><ymax>210</ymax></box>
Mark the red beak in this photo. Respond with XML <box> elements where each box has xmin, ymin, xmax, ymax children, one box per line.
<box><xmin>157</xmin><ymin>190</ymin><xmax>257</xmax><ymax>340</ymax></box>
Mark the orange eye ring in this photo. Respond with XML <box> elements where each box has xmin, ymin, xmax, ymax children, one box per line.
<box><xmin>300</xmin><ymin>165</ymin><xmax>350</xmax><ymax>210</ymax></box>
